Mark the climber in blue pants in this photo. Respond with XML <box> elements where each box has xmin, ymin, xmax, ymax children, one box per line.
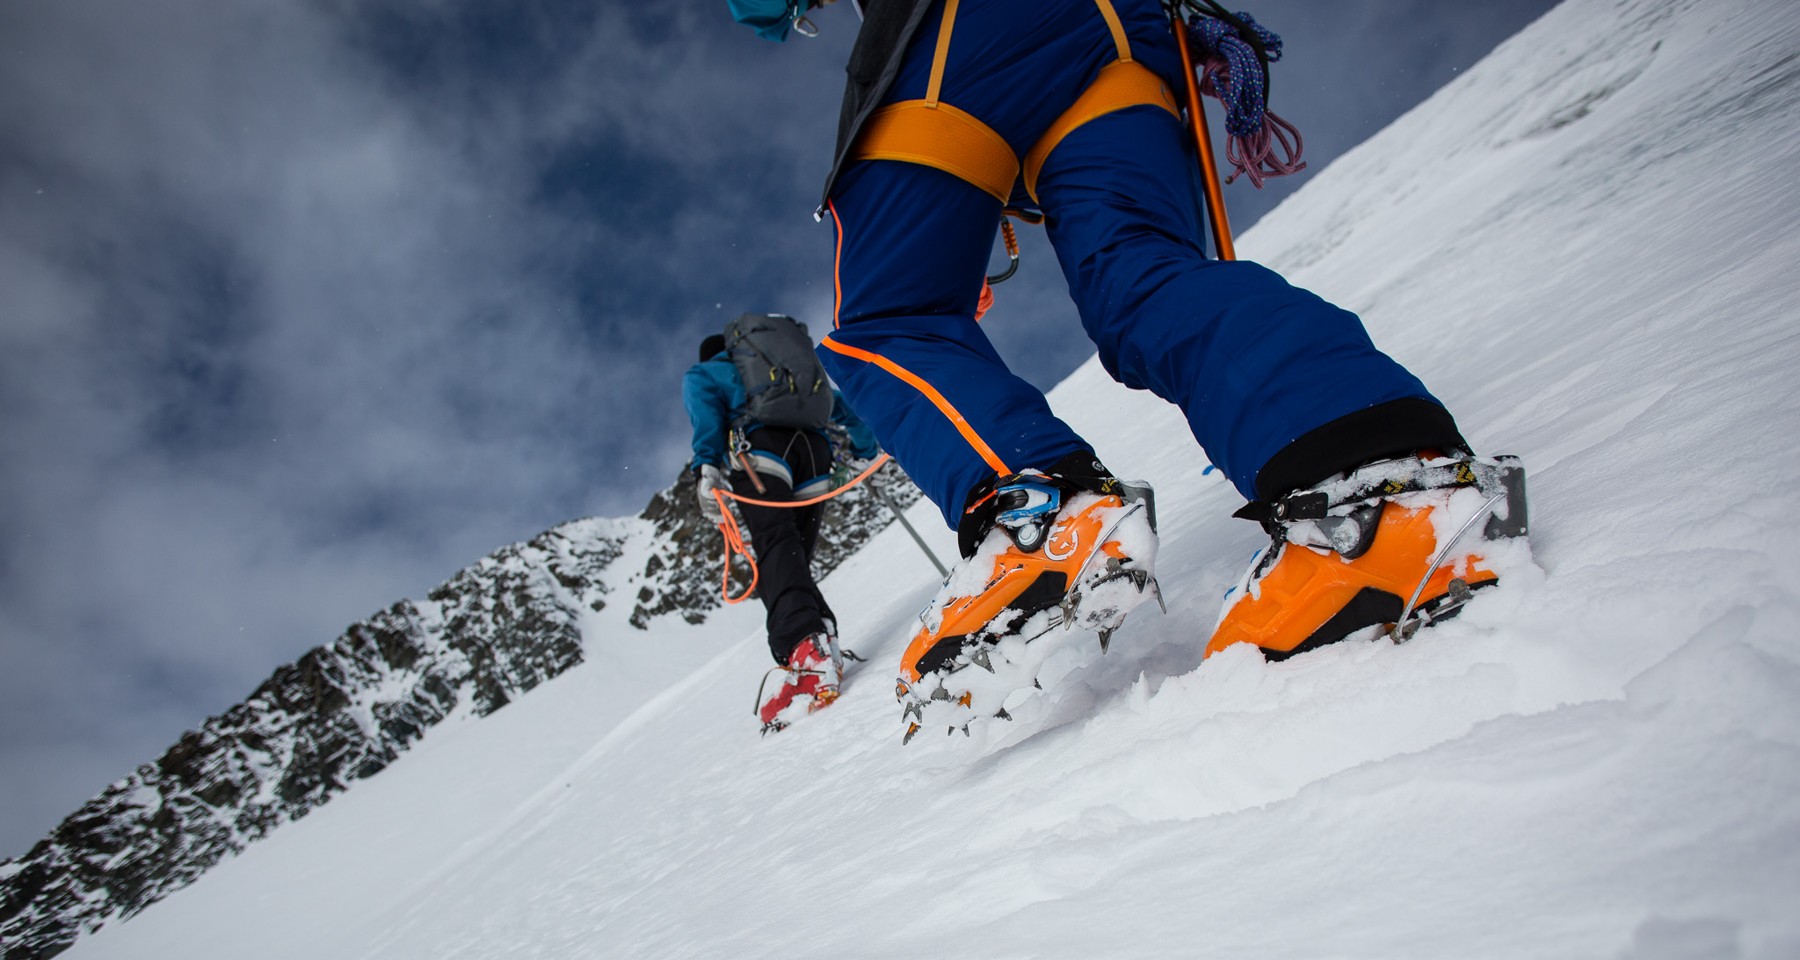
<box><xmin>728</xmin><ymin>0</ymin><xmax>1526</xmax><ymax>679</ymax></box>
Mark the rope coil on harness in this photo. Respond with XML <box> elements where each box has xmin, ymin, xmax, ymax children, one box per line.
<box><xmin>1180</xmin><ymin>4</ymin><xmax>1306</xmax><ymax>188</ymax></box>
<box><xmin>718</xmin><ymin>503</ymin><xmax>760</xmax><ymax>604</ymax></box>
<box><xmin>714</xmin><ymin>453</ymin><xmax>893</xmax><ymax>603</ymax></box>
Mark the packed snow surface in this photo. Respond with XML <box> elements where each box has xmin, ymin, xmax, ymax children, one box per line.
<box><xmin>71</xmin><ymin>0</ymin><xmax>1800</xmax><ymax>956</ymax></box>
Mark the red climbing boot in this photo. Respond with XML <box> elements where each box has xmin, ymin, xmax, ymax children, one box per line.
<box><xmin>756</xmin><ymin>633</ymin><xmax>842</xmax><ymax>734</ymax></box>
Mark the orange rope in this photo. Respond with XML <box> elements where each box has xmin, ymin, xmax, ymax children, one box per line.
<box><xmin>717</xmin><ymin>506</ymin><xmax>759</xmax><ymax>604</ymax></box>
<box><xmin>714</xmin><ymin>453</ymin><xmax>893</xmax><ymax>603</ymax></box>
<box><xmin>721</xmin><ymin>453</ymin><xmax>891</xmax><ymax>508</ymax></box>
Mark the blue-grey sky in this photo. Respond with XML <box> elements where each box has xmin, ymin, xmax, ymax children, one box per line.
<box><xmin>0</xmin><ymin>0</ymin><xmax>1557</xmax><ymax>855</ymax></box>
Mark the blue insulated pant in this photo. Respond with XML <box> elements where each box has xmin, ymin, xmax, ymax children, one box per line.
<box><xmin>820</xmin><ymin>0</ymin><xmax>1442</xmax><ymax>529</ymax></box>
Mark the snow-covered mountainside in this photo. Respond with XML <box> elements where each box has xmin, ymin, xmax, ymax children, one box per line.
<box><xmin>11</xmin><ymin>0</ymin><xmax>1800</xmax><ymax>956</ymax></box>
<box><xmin>0</xmin><ymin>465</ymin><xmax>918</xmax><ymax>958</ymax></box>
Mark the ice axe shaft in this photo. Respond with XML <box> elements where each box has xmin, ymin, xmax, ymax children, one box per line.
<box><xmin>1173</xmin><ymin>8</ymin><xmax>1237</xmax><ymax>261</ymax></box>
<box><xmin>734</xmin><ymin>450</ymin><xmax>768</xmax><ymax>494</ymax></box>
<box><xmin>871</xmin><ymin>484</ymin><xmax>949</xmax><ymax>578</ymax></box>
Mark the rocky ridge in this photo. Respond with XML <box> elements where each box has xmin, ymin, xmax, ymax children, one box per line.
<box><xmin>0</xmin><ymin>463</ymin><xmax>920</xmax><ymax>959</ymax></box>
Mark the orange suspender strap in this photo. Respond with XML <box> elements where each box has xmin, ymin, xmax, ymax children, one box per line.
<box><xmin>819</xmin><ymin>336</ymin><xmax>1013</xmax><ymax>476</ymax></box>
<box><xmin>849</xmin><ymin>0</ymin><xmax>1019</xmax><ymax>204</ymax></box>
<box><xmin>844</xmin><ymin>0</ymin><xmax>1173</xmax><ymax>207</ymax></box>
<box><xmin>1093</xmin><ymin>0</ymin><xmax>1133</xmax><ymax>62</ymax></box>
<box><xmin>924</xmin><ymin>0</ymin><xmax>960</xmax><ymax>105</ymax></box>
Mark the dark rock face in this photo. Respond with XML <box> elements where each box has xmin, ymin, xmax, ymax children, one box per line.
<box><xmin>0</xmin><ymin>464</ymin><xmax>920</xmax><ymax>959</ymax></box>
<box><xmin>626</xmin><ymin>463</ymin><xmax>914</xmax><ymax>630</ymax></box>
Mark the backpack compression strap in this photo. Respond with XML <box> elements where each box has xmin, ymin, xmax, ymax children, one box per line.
<box><xmin>847</xmin><ymin>0</ymin><xmax>1179</xmax><ymax>204</ymax></box>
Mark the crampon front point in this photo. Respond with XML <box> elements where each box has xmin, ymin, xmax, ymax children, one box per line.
<box><xmin>895</xmin><ymin>484</ymin><xmax>1162</xmax><ymax>744</ymax></box>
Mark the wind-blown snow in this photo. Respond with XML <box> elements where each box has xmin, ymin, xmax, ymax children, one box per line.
<box><xmin>67</xmin><ymin>0</ymin><xmax>1800</xmax><ymax>956</ymax></box>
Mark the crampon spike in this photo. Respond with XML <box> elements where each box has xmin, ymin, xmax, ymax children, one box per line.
<box><xmin>903</xmin><ymin>722</ymin><xmax>922</xmax><ymax>745</ymax></box>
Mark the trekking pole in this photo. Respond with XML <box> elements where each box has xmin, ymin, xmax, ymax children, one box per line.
<box><xmin>1172</xmin><ymin>7</ymin><xmax>1237</xmax><ymax>260</ymax></box>
<box><xmin>869</xmin><ymin>484</ymin><xmax>950</xmax><ymax>579</ymax></box>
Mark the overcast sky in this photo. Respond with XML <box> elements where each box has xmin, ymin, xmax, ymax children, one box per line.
<box><xmin>0</xmin><ymin>0</ymin><xmax>1558</xmax><ymax>856</ymax></box>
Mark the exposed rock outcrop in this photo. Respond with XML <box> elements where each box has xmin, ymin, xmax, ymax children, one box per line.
<box><xmin>0</xmin><ymin>463</ymin><xmax>919</xmax><ymax>959</ymax></box>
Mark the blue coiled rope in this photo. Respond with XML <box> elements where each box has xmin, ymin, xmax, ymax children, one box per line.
<box><xmin>1186</xmin><ymin>10</ymin><xmax>1281</xmax><ymax>136</ymax></box>
<box><xmin>1183</xmin><ymin>7</ymin><xmax>1306</xmax><ymax>187</ymax></box>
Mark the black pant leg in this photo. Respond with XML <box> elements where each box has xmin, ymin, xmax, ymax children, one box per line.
<box><xmin>792</xmin><ymin>499</ymin><xmax>838</xmax><ymax>634</ymax></box>
<box><xmin>791</xmin><ymin>430</ymin><xmax>840</xmax><ymax>635</ymax></box>
<box><xmin>731</xmin><ymin>470</ymin><xmax>829</xmax><ymax>664</ymax></box>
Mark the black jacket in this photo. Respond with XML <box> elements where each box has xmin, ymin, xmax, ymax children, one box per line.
<box><xmin>819</xmin><ymin>0</ymin><xmax>935</xmax><ymax>213</ymax></box>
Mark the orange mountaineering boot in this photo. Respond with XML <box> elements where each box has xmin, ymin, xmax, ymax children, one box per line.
<box><xmin>1208</xmin><ymin>452</ymin><xmax>1528</xmax><ymax>661</ymax></box>
<box><xmin>896</xmin><ymin>456</ymin><xmax>1163</xmax><ymax>743</ymax></box>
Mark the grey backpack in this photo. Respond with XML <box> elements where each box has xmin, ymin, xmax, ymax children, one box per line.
<box><xmin>724</xmin><ymin>313</ymin><xmax>833</xmax><ymax>430</ymax></box>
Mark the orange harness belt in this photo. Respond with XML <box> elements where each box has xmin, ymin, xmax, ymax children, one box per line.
<box><xmin>847</xmin><ymin>0</ymin><xmax>1179</xmax><ymax>205</ymax></box>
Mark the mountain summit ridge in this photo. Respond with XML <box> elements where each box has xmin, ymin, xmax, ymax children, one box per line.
<box><xmin>0</xmin><ymin>465</ymin><xmax>917</xmax><ymax>959</ymax></box>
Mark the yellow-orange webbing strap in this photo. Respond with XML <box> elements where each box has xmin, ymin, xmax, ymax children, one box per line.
<box><xmin>1022</xmin><ymin>60</ymin><xmax>1178</xmax><ymax>202</ymax></box>
<box><xmin>849</xmin><ymin>104</ymin><xmax>1020</xmax><ymax>203</ymax></box>
<box><xmin>850</xmin><ymin>0</ymin><xmax>1019</xmax><ymax>203</ymax></box>
<box><xmin>846</xmin><ymin>0</ymin><xmax>1174</xmax><ymax>207</ymax></box>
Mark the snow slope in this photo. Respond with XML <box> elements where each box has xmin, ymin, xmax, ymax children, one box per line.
<box><xmin>66</xmin><ymin>0</ymin><xmax>1800</xmax><ymax>956</ymax></box>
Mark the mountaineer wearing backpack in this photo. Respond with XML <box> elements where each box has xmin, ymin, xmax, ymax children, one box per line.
<box><xmin>685</xmin><ymin>315</ymin><xmax>882</xmax><ymax>733</ymax></box>
<box><xmin>726</xmin><ymin>0</ymin><xmax>1528</xmax><ymax>740</ymax></box>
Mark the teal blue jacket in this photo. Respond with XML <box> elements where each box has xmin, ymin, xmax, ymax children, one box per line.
<box><xmin>726</xmin><ymin>0</ymin><xmax>804</xmax><ymax>42</ymax></box>
<box><xmin>683</xmin><ymin>352</ymin><xmax>880</xmax><ymax>469</ymax></box>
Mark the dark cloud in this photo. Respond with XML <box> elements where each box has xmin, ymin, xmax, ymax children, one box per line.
<box><xmin>0</xmin><ymin>0</ymin><xmax>1553</xmax><ymax>854</ymax></box>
